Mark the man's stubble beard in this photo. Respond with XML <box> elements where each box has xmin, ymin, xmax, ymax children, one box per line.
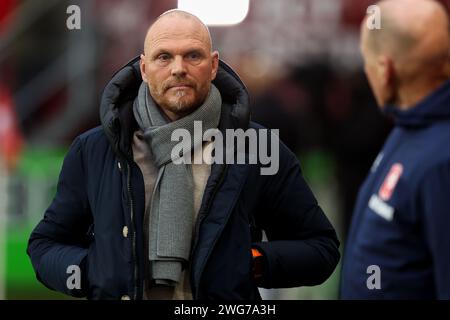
<box><xmin>174</xmin><ymin>89</ymin><xmax>189</xmax><ymax>110</ymax></box>
<box><xmin>149</xmin><ymin>81</ymin><xmax>211</xmax><ymax>118</ymax></box>
<box><xmin>149</xmin><ymin>84</ymin><xmax>189</xmax><ymax>116</ymax></box>
<box><xmin>164</xmin><ymin>89</ymin><xmax>197</xmax><ymax>117</ymax></box>
<box><xmin>162</xmin><ymin>88</ymin><xmax>209</xmax><ymax>117</ymax></box>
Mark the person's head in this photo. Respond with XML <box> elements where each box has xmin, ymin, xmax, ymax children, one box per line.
<box><xmin>360</xmin><ymin>0</ymin><xmax>450</xmax><ymax>109</ymax></box>
<box><xmin>140</xmin><ymin>10</ymin><xmax>219</xmax><ymax>121</ymax></box>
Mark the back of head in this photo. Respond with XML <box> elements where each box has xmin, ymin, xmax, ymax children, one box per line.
<box><xmin>361</xmin><ymin>0</ymin><xmax>450</xmax><ymax>107</ymax></box>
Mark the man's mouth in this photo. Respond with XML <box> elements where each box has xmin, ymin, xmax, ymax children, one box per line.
<box><xmin>169</xmin><ymin>85</ymin><xmax>191</xmax><ymax>90</ymax></box>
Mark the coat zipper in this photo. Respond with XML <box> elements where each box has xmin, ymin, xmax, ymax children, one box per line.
<box><xmin>190</xmin><ymin>164</ymin><xmax>228</xmax><ymax>299</ymax></box>
<box><xmin>126</xmin><ymin>162</ymin><xmax>139</xmax><ymax>300</ymax></box>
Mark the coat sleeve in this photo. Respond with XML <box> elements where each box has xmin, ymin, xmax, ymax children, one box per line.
<box><xmin>27</xmin><ymin>137</ymin><xmax>92</xmax><ymax>297</ymax></box>
<box><xmin>419</xmin><ymin>161</ymin><xmax>450</xmax><ymax>299</ymax></box>
<box><xmin>252</xmin><ymin>138</ymin><xmax>340</xmax><ymax>289</ymax></box>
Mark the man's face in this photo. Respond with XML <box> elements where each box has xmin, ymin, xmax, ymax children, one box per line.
<box><xmin>360</xmin><ymin>28</ymin><xmax>385</xmax><ymax>108</ymax></box>
<box><xmin>140</xmin><ymin>17</ymin><xmax>219</xmax><ymax>120</ymax></box>
<box><xmin>360</xmin><ymin>24</ymin><xmax>395</xmax><ymax>109</ymax></box>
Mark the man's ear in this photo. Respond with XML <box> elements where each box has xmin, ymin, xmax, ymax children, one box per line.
<box><xmin>378</xmin><ymin>56</ymin><xmax>395</xmax><ymax>87</ymax></box>
<box><xmin>210</xmin><ymin>51</ymin><xmax>219</xmax><ymax>81</ymax></box>
<box><xmin>378</xmin><ymin>55</ymin><xmax>396</xmax><ymax>102</ymax></box>
<box><xmin>443</xmin><ymin>57</ymin><xmax>450</xmax><ymax>77</ymax></box>
<box><xmin>140</xmin><ymin>54</ymin><xmax>148</xmax><ymax>83</ymax></box>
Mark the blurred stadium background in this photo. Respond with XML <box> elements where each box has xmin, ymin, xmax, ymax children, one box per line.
<box><xmin>1</xmin><ymin>0</ymin><xmax>446</xmax><ymax>300</ymax></box>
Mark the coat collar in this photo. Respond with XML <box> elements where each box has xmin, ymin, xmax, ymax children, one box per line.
<box><xmin>99</xmin><ymin>56</ymin><xmax>251</xmax><ymax>158</ymax></box>
<box><xmin>384</xmin><ymin>78</ymin><xmax>450</xmax><ymax>128</ymax></box>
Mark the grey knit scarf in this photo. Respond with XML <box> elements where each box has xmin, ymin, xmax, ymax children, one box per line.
<box><xmin>133</xmin><ymin>82</ymin><xmax>222</xmax><ymax>286</ymax></box>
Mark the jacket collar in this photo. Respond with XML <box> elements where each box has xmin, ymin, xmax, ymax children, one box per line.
<box><xmin>99</xmin><ymin>56</ymin><xmax>251</xmax><ymax>158</ymax></box>
<box><xmin>384</xmin><ymin>78</ymin><xmax>450</xmax><ymax>128</ymax></box>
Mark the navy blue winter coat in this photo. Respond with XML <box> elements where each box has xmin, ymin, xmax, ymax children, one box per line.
<box><xmin>27</xmin><ymin>57</ymin><xmax>340</xmax><ymax>300</ymax></box>
<box><xmin>341</xmin><ymin>79</ymin><xmax>450</xmax><ymax>299</ymax></box>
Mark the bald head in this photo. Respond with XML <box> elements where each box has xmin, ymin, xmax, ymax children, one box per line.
<box><xmin>360</xmin><ymin>0</ymin><xmax>450</xmax><ymax>108</ymax></box>
<box><xmin>144</xmin><ymin>10</ymin><xmax>213</xmax><ymax>55</ymax></box>
<box><xmin>362</xmin><ymin>0</ymin><xmax>450</xmax><ymax>61</ymax></box>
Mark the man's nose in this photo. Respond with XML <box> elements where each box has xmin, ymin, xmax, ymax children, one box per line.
<box><xmin>171</xmin><ymin>56</ymin><xmax>187</xmax><ymax>77</ymax></box>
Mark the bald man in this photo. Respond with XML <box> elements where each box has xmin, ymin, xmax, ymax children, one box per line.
<box><xmin>27</xmin><ymin>10</ymin><xmax>340</xmax><ymax>300</ymax></box>
<box><xmin>341</xmin><ymin>0</ymin><xmax>450</xmax><ymax>299</ymax></box>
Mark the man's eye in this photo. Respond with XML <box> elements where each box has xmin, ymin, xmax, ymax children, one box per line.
<box><xmin>186</xmin><ymin>52</ymin><xmax>201</xmax><ymax>60</ymax></box>
<box><xmin>157</xmin><ymin>54</ymin><xmax>171</xmax><ymax>61</ymax></box>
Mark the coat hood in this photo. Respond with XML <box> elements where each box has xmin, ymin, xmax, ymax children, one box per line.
<box><xmin>384</xmin><ymin>78</ymin><xmax>450</xmax><ymax>128</ymax></box>
<box><xmin>99</xmin><ymin>56</ymin><xmax>251</xmax><ymax>157</ymax></box>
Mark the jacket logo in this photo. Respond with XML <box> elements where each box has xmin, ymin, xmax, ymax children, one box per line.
<box><xmin>378</xmin><ymin>163</ymin><xmax>403</xmax><ymax>201</ymax></box>
<box><xmin>368</xmin><ymin>194</ymin><xmax>394</xmax><ymax>221</ymax></box>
